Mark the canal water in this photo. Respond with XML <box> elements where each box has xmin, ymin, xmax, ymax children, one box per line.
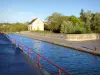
<box><xmin>8</xmin><ymin>34</ymin><xmax>100</xmax><ymax>75</ymax></box>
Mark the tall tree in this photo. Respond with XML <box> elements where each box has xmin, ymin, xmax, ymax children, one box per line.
<box><xmin>60</xmin><ymin>21</ymin><xmax>74</xmax><ymax>34</ymax></box>
<box><xmin>69</xmin><ymin>15</ymin><xmax>84</xmax><ymax>27</ymax></box>
<box><xmin>80</xmin><ymin>9</ymin><xmax>85</xmax><ymax>21</ymax></box>
<box><xmin>46</xmin><ymin>12</ymin><xmax>70</xmax><ymax>33</ymax></box>
<box><xmin>92</xmin><ymin>13</ymin><xmax>100</xmax><ymax>33</ymax></box>
<box><xmin>46</xmin><ymin>12</ymin><xmax>62</xmax><ymax>32</ymax></box>
<box><xmin>85</xmin><ymin>11</ymin><xmax>92</xmax><ymax>32</ymax></box>
<box><xmin>80</xmin><ymin>9</ymin><xmax>92</xmax><ymax>32</ymax></box>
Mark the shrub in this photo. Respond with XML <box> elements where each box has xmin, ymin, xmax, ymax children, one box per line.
<box><xmin>60</xmin><ymin>21</ymin><xmax>86</xmax><ymax>34</ymax></box>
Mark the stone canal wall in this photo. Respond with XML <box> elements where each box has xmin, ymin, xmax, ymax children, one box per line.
<box><xmin>20</xmin><ymin>31</ymin><xmax>100</xmax><ymax>41</ymax></box>
<box><xmin>66</xmin><ymin>33</ymin><xmax>100</xmax><ymax>41</ymax></box>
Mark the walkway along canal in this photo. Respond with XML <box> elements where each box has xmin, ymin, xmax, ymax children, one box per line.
<box><xmin>7</xmin><ymin>34</ymin><xmax>100</xmax><ymax>75</ymax></box>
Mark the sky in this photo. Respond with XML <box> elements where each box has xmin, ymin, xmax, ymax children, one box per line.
<box><xmin>0</xmin><ymin>0</ymin><xmax>100</xmax><ymax>23</ymax></box>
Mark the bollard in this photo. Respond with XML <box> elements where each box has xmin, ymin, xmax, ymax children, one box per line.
<box><xmin>37</xmin><ymin>54</ymin><xmax>41</xmax><ymax>69</ymax></box>
<box><xmin>14</xmin><ymin>39</ymin><xmax>16</xmax><ymax>44</ymax></box>
<box><xmin>94</xmin><ymin>47</ymin><xmax>96</xmax><ymax>51</ymax></box>
<box><xmin>18</xmin><ymin>41</ymin><xmax>20</xmax><ymax>47</ymax></box>
<box><xmin>22</xmin><ymin>44</ymin><xmax>24</xmax><ymax>51</ymax></box>
<box><xmin>18</xmin><ymin>41</ymin><xmax>20</xmax><ymax>44</ymax></box>
<box><xmin>58</xmin><ymin>69</ymin><xmax>62</xmax><ymax>75</ymax></box>
<box><xmin>28</xmin><ymin>48</ymin><xmax>30</xmax><ymax>58</ymax></box>
<box><xmin>14</xmin><ymin>40</ymin><xmax>17</xmax><ymax>48</ymax></box>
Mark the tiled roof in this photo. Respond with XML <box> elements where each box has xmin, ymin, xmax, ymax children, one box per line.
<box><xmin>29</xmin><ymin>18</ymin><xmax>37</xmax><ymax>24</ymax></box>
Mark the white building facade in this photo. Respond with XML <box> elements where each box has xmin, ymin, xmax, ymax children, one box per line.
<box><xmin>28</xmin><ymin>18</ymin><xmax>44</xmax><ymax>31</ymax></box>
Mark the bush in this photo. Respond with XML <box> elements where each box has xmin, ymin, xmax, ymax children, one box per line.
<box><xmin>73</xmin><ymin>23</ymin><xmax>86</xmax><ymax>34</ymax></box>
<box><xmin>0</xmin><ymin>23</ymin><xmax>28</xmax><ymax>32</ymax></box>
<box><xmin>60</xmin><ymin>21</ymin><xmax>86</xmax><ymax>34</ymax></box>
<box><xmin>61</xmin><ymin>21</ymin><xmax>73</xmax><ymax>34</ymax></box>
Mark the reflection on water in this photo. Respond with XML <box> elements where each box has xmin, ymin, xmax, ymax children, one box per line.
<box><xmin>8</xmin><ymin>34</ymin><xmax>100</xmax><ymax>75</ymax></box>
<box><xmin>33</xmin><ymin>41</ymin><xmax>43</xmax><ymax>54</ymax></box>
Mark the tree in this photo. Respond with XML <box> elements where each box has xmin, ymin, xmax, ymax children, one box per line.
<box><xmin>45</xmin><ymin>12</ymin><xmax>63</xmax><ymax>32</ymax></box>
<box><xmin>80</xmin><ymin>9</ymin><xmax>85</xmax><ymax>21</ymax></box>
<box><xmin>69</xmin><ymin>15</ymin><xmax>84</xmax><ymax>27</ymax></box>
<box><xmin>73</xmin><ymin>23</ymin><xmax>86</xmax><ymax>34</ymax></box>
<box><xmin>84</xmin><ymin>11</ymin><xmax>92</xmax><ymax>32</ymax></box>
<box><xmin>0</xmin><ymin>23</ymin><xmax>28</xmax><ymax>32</ymax></box>
<box><xmin>80</xmin><ymin>9</ymin><xmax>92</xmax><ymax>33</ymax></box>
<box><xmin>60</xmin><ymin>21</ymin><xmax>68</xmax><ymax>33</ymax></box>
<box><xmin>60</xmin><ymin>21</ymin><xmax>74</xmax><ymax>34</ymax></box>
<box><xmin>60</xmin><ymin>20</ymin><xmax>86</xmax><ymax>34</ymax></box>
<box><xmin>45</xmin><ymin>12</ymin><xmax>70</xmax><ymax>33</ymax></box>
<box><xmin>92</xmin><ymin>13</ymin><xmax>100</xmax><ymax>33</ymax></box>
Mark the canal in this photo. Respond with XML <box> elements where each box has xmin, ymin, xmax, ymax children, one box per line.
<box><xmin>8</xmin><ymin>34</ymin><xmax>100</xmax><ymax>75</ymax></box>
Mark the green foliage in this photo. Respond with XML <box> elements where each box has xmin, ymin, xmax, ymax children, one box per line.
<box><xmin>92</xmin><ymin>13</ymin><xmax>100</xmax><ymax>33</ymax></box>
<box><xmin>80</xmin><ymin>9</ymin><xmax>92</xmax><ymax>33</ymax></box>
<box><xmin>69</xmin><ymin>16</ymin><xmax>79</xmax><ymax>24</ymax></box>
<box><xmin>69</xmin><ymin>15</ymin><xmax>85</xmax><ymax>27</ymax></box>
<box><xmin>80</xmin><ymin>9</ymin><xmax>100</xmax><ymax>33</ymax></box>
<box><xmin>1</xmin><ymin>9</ymin><xmax>100</xmax><ymax>34</ymax></box>
<box><xmin>45</xmin><ymin>12</ymin><xmax>62</xmax><ymax>33</ymax></box>
<box><xmin>85</xmin><ymin>11</ymin><xmax>92</xmax><ymax>33</ymax></box>
<box><xmin>60</xmin><ymin>21</ymin><xmax>73</xmax><ymax>34</ymax></box>
<box><xmin>73</xmin><ymin>23</ymin><xmax>86</xmax><ymax>34</ymax></box>
<box><xmin>80</xmin><ymin>9</ymin><xmax>85</xmax><ymax>21</ymax></box>
<box><xmin>60</xmin><ymin>21</ymin><xmax>86</xmax><ymax>34</ymax></box>
<box><xmin>60</xmin><ymin>21</ymin><xmax>66</xmax><ymax>33</ymax></box>
<box><xmin>45</xmin><ymin>12</ymin><xmax>70</xmax><ymax>33</ymax></box>
<box><xmin>0</xmin><ymin>23</ymin><xmax>28</xmax><ymax>32</ymax></box>
<box><xmin>45</xmin><ymin>12</ymin><xmax>88</xmax><ymax>34</ymax></box>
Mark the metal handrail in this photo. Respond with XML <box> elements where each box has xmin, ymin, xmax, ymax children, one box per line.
<box><xmin>7</xmin><ymin>35</ymin><xmax>71</xmax><ymax>75</ymax></box>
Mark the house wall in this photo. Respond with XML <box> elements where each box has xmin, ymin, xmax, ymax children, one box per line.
<box><xmin>28</xmin><ymin>18</ymin><xmax>44</xmax><ymax>31</ymax></box>
<box><xmin>28</xmin><ymin>25</ymin><xmax>32</xmax><ymax>30</ymax></box>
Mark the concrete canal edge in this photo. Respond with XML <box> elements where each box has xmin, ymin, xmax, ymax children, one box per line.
<box><xmin>66</xmin><ymin>33</ymin><xmax>100</xmax><ymax>41</ymax></box>
<box><xmin>16</xmin><ymin>33</ymin><xmax>100</xmax><ymax>56</ymax></box>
